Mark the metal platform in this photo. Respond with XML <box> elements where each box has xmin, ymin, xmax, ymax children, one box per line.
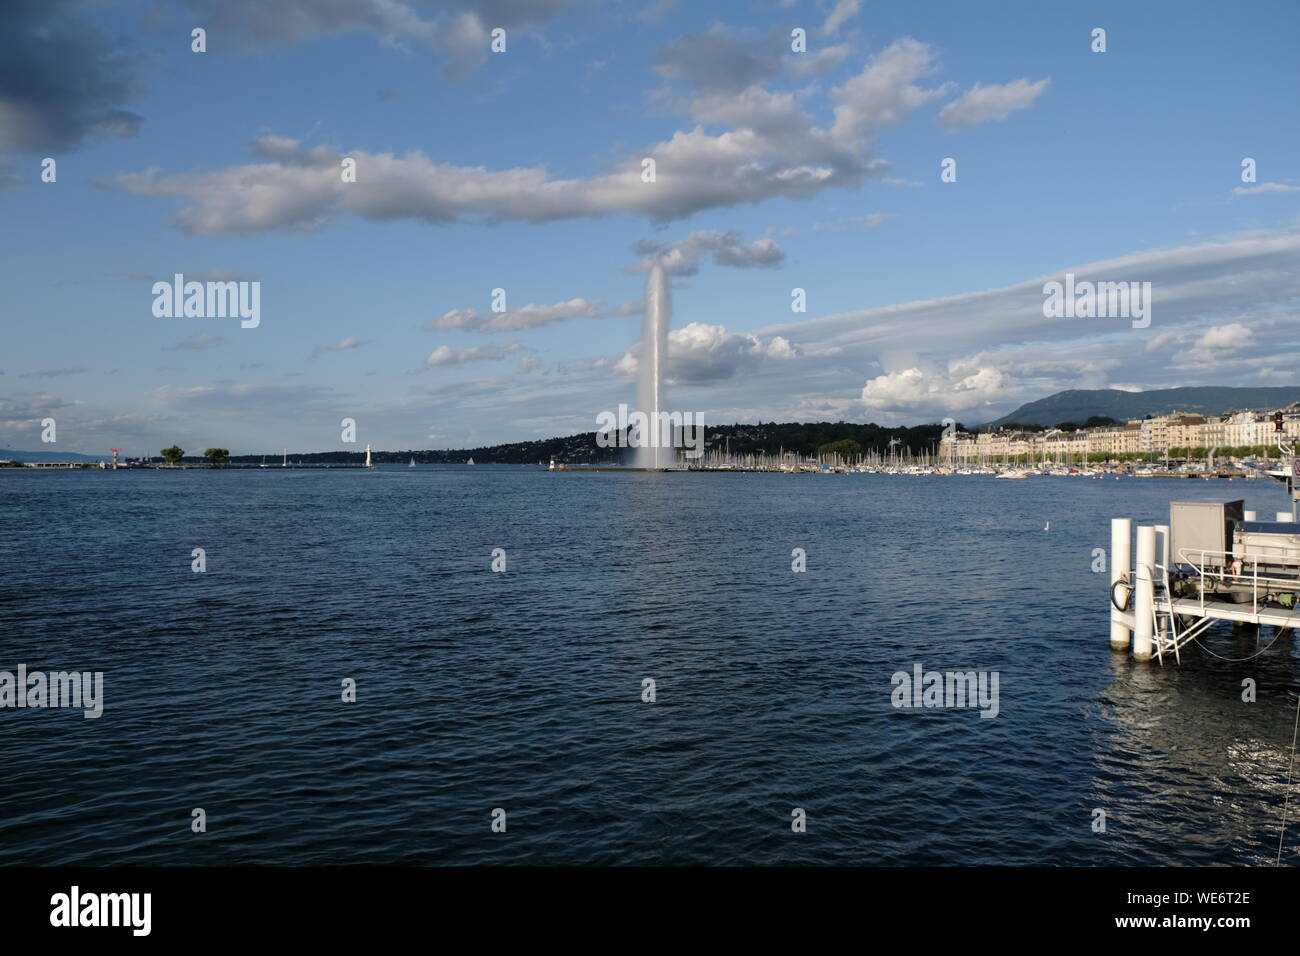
<box><xmin>1159</xmin><ymin>596</ymin><xmax>1300</xmax><ymax>629</ymax></box>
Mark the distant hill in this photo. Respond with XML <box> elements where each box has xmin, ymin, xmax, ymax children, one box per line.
<box><xmin>227</xmin><ymin>421</ymin><xmax>954</xmax><ymax>466</ymax></box>
<box><xmin>0</xmin><ymin>448</ymin><xmax>107</xmax><ymax>463</ymax></box>
<box><xmin>986</xmin><ymin>387</ymin><xmax>1300</xmax><ymax>429</ymax></box>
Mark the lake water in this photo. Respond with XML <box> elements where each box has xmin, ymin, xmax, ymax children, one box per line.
<box><xmin>2</xmin><ymin>467</ymin><xmax>1298</xmax><ymax>865</ymax></box>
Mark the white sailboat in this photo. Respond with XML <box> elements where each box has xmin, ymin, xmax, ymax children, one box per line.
<box><xmin>467</xmin><ymin>457</ymin><xmax>475</xmax><ymax>466</ymax></box>
<box><xmin>409</xmin><ymin>457</ymin><xmax>415</xmax><ymax>468</ymax></box>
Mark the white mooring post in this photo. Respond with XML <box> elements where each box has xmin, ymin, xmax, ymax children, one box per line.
<box><xmin>1133</xmin><ymin>525</ymin><xmax>1156</xmax><ymax>662</ymax></box>
<box><xmin>1277</xmin><ymin>512</ymin><xmax>1292</xmax><ymax>523</ymax></box>
<box><xmin>1245</xmin><ymin>510</ymin><xmax>1257</xmax><ymax>522</ymax></box>
<box><xmin>1110</xmin><ymin>518</ymin><xmax>1133</xmax><ymax>651</ymax></box>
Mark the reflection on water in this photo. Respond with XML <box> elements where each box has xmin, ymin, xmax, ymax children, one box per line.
<box><xmin>1095</xmin><ymin>627</ymin><xmax>1300</xmax><ymax>865</ymax></box>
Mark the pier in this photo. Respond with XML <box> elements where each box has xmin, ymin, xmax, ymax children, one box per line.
<box><xmin>1109</xmin><ymin>445</ymin><xmax>1300</xmax><ymax>664</ymax></box>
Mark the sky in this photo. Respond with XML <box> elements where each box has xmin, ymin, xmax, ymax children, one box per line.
<box><xmin>1</xmin><ymin>0</ymin><xmax>1298</xmax><ymax>456</ymax></box>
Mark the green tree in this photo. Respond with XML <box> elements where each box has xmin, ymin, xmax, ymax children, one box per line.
<box><xmin>1053</xmin><ymin>421</ymin><xmax>1078</xmax><ymax>432</ymax></box>
<box><xmin>204</xmin><ymin>448</ymin><xmax>230</xmax><ymax>466</ymax></box>
<box><xmin>818</xmin><ymin>438</ymin><xmax>863</xmax><ymax>460</ymax></box>
<box><xmin>1084</xmin><ymin>416</ymin><xmax>1119</xmax><ymax>428</ymax></box>
<box><xmin>160</xmin><ymin>445</ymin><xmax>185</xmax><ymax>465</ymax></box>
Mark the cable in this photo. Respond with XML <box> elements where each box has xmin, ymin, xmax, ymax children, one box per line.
<box><xmin>1192</xmin><ymin>626</ymin><xmax>1288</xmax><ymax>662</ymax></box>
<box><xmin>1276</xmin><ymin>688</ymin><xmax>1300</xmax><ymax>865</ymax></box>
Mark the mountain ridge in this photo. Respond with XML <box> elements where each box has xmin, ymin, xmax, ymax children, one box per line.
<box><xmin>985</xmin><ymin>386</ymin><xmax>1300</xmax><ymax>429</ymax></box>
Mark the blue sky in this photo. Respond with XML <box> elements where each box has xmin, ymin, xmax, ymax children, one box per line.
<box><xmin>1</xmin><ymin>0</ymin><xmax>1298</xmax><ymax>455</ymax></box>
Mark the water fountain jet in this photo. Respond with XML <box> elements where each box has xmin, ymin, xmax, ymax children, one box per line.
<box><xmin>634</xmin><ymin>262</ymin><xmax>671</xmax><ymax>469</ymax></box>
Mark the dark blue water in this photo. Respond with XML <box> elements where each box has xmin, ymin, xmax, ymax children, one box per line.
<box><xmin>2</xmin><ymin>467</ymin><xmax>1299</xmax><ymax>865</ymax></box>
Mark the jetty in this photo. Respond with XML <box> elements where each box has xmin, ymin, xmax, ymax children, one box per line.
<box><xmin>1109</xmin><ymin>438</ymin><xmax>1300</xmax><ymax>664</ymax></box>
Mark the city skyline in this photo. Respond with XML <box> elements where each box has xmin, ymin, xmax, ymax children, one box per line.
<box><xmin>1</xmin><ymin>0</ymin><xmax>1298</xmax><ymax>455</ymax></box>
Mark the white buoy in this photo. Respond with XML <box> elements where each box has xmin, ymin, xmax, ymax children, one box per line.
<box><xmin>1111</xmin><ymin>518</ymin><xmax>1132</xmax><ymax>651</ymax></box>
<box><xmin>1134</xmin><ymin>525</ymin><xmax>1156</xmax><ymax>662</ymax></box>
<box><xmin>1245</xmin><ymin>510</ymin><xmax>1257</xmax><ymax>522</ymax></box>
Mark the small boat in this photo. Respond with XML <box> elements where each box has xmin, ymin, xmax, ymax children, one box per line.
<box><xmin>995</xmin><ymin>470</ymin><xmax>1027</xmax><ymax>479</ymax></box>
<box><xmin>467</xmin><ymin>457</ymin><xmax>475</xmax><ymax>466</ymax></box>
<box><xmin>409</xmin><ymin>457</ymin><xmax>415</xmax><ymax>468</ymax></box>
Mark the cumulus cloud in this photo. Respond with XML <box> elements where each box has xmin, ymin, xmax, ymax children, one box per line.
<box><xmin>102</xmin><ymin>37</ymin><xmax>959</xmax><ymax>234</ymax></box>
<box><xmin>830</xmin><ymin>37</ymin><xmax>951</xmax><ymax>143</ymax></box>
<box><xmin>937</xmin><ymin>77</ymin><xmax>1050</xmax><ymax>131</ymax></box>
<box><xmin>860</xmin><ymin>364</ymin><xmax>1011</xmax><ymax>414</ymax></box>
<box><xmin>0</xmin><ymin>392</ymin><xmax>81</xmax><ymax>436</ymax></box>
<box><xmin>1172</xmin><ymin>322</ymin><xmax>1257</xmax><ymax>366</ymax></box>
<box><xmin>628</xmin><ymin>230</ymin><xmax>785</xmax><ymax>274</ymax></box>
<box><xmin>786</xmin><ymin>42</ymin><xmax>854</xmax><ymax>77</ymax></box>
<box><xmin>0</xmin><ymin>0</ymin><xmax>144</xmax><ymax>154</ymax></box>
<box><xmin>654</xmin><ymin>24</ymin><xmax>783</xmax><ymax>93</ymax></box>
<box><xmin>616</xmin><ymin>321</ymin><xmax>800</xmax><ymax>384</ymax></box>
<box><xmin>424</xmin><ymin>342</ymin><xmax>526</xmax><ymax>367</ymax></box>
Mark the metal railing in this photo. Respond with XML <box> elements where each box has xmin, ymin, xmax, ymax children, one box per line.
<box><xmin>1174</xmin><ymin>548</ymin><xmax>1300</xmax><ymax>617</ymax></box>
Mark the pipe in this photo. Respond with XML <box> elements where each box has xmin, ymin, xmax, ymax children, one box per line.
<box><xmin>1111</xmin><ymin>518</ymin><xmax>1132</xmax><ymax>651</ymax></box>
<box><xmin>1134</xmin><ymin>525</ymin><xmax>1156</xmax><ymax>662</ymax></box>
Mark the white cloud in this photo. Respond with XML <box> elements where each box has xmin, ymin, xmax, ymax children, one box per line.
<box><xmin>628</xmin><ymin>230</ymin><xmax>785</xmax><ymax>274</ymax></box>
<box><xmin>312</xmin><ymin>335</ymin><xmax>363</xmax><ymax>355</ymax></box>
<box><xmin>1233</xmin><ymin>182</ymin><xmax>1300</xmax><ymax>196</ymax></box>
<box><xmin>860</xmin><ymin>364</ymin><xmax>1011</xmax><ymax>414</ymax></box>
<box><xmin>821</xmin><ymin>0</ymin><xmax>861</xmax><ymax>36</ymax></box>
<box><xmin>103</xmin><ymin>38</ymin><xmax>962</xmax><ymax>234</ymax></box>
<box><xmin>424</xmin><ymin>342</ymin><xmax>526</xmax><ymax>367</ymax></box>
<box><xmin>429</xmin><ymin>298</ymin><xmax>623</xmax><ymax>333</ymax></box>
<box><xmin>937</xmin><ymin>78</ymin><xmax>1050</xmax><ymax>131</ymax></box>
<box><xmin>616</xmin><ymin>321</ymin><xmax>800</xmax><ymax>384</ymax></box>
<box><xmin>830</xmin><ymin>38</ymin><xmax>951</xmax><ymax>144</ymax></box>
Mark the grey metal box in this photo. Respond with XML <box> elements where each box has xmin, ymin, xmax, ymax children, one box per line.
<box><xmin>1235</xmin><ymin>521</ymin><xmax>1300</xmax><ymax>565</ymax></box>
<box><xmin>1170</xmin><ymin>500</ymin><xmax>1243</xmax><ymax>565</ymax></box>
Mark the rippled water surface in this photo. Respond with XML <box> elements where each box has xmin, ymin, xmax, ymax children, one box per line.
<box><xmin>2</xmin><ymin>467</ymin><xmax>1299</xmax><ymax>865</ymax></box>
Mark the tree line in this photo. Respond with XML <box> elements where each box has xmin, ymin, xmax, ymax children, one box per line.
<box><xmin>158</xmin><ymin>446</ymin><xmax>230</xmax><ymax>466</ymax></box>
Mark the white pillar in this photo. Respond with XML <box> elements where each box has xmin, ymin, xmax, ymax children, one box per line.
<box><xmin>1111</xmin><ymin>518</ymin><xmax>1132</xmax><ymax>651</ymax></box>
<box><xmin>1155</xmin><ymin>524</ymin><xmax>1169</xmax><ymax>575</ymax></box>
<box><xmin>1134</xmin><ymin>525</ymin><xmax>1156</xmax><ymax>662</ymax></box>
<box><xmin>1245</xmin><ymin>510</ymin><xmax>1257</xmax><ymax>522</ymax></box>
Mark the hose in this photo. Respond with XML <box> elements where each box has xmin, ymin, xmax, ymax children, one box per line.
<box><xmin>1110</xmin><ymin>576</ymin><xmax>1132</xmax><ymax>612</ymax></box>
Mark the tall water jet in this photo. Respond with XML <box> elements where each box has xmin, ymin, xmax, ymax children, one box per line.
<box><xmin>635</xmin><ymin>262</ymin><xmax>671</xmax><ymax>469</ymax></box>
